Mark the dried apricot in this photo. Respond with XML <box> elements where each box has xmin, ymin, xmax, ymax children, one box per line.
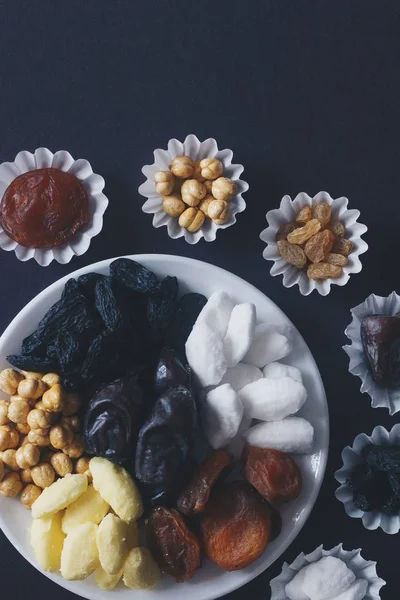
<box><xmin>328</xmin><ymin>219</ymin><xmax>345</xmax><ymax>237</ymax></box>
<box><xmin>304</xmin><ymin>229</ymin><xmax>335</xmax><ymax>263</ymax></box>
<box><xmin>146</xmin><ymin>507</ymin><xmax>200</xmax><ymax>582</ymax></box>
<box><xmin>243</xmin><ymin>445</ymin><xmax>302</xmax><ymax>506</ymax></box>
<box><xmin>277</xmin><ymin>240</ymin><xmax>307</xmax><ymax>269</ymax></box>
<box><xmin>332</xmin><ymin>237</ymin><xmax>354</xmax><ymax>256</ymax></box>
<box><xmin>177</xmin><ymin>450</ymin><xmax>232</xmax><ymax>516</ymax></box>
<box><xmin>326</xmin><ymin>252</ymin><xmax>348</xmax><ymax>266</ymax></box>
<box><xmin>312</xmin><ymin>202</ymin><xmax>331</xmax><ymax>228</ymax></box>
<box><xmin>307</xmin><ymin>262</ymin><xmax>343</xmax><ymax>279</ymax></box>
<box><xmin>276</xmin><ymin>222</ymin><xmax>299</xmax><ymax>242</ymax></box>
<box><xmin>200</xmin><ymin>481</ymin><xmax>271</xmax><ymax>571</ymax></box>
<box><xmin>287</xmin><ymin>219</ymin><xmax>321</xmax><ymax>245</ymax></box>
<box><xmin>296</xmin><ymin>206</ymin><xmax>312</xmax><ymax>223</ymax></box>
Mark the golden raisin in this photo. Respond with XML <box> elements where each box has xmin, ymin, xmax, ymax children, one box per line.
<box><xmin>328</xmin><ymin>219</ymin><xmax>345</xmax><ymax>237</ymax></box>
<box><xmin>304</xmin><ymin>230</ymin><xmax>335</xmax><ymax>263</ymax></box>
<box><xmin>276</xmin><ymin>222</ymin><xmax>299</xmax><ymax>242</ymax></box>
<box><xmin>307</xmin><ymin>262</ymin><xmax>343</xmax><ymax>279</ymax></box>
<box><xmin>332</xmin><ymin>237</ymin><xmax>354</xmax><ymax>256</ymax></box>
<box><xmin>287</xmin><ymin>219</ymin><xmax>321</xmax><ymax>245</ymax></box>
<box><xmin>296</xmin><ymin>206</ymin><xmax>312</xmax><ymax>223</ymax></box>
<box><xmin>312</xmin><ymin>202</ymin><xmax>331</xmax><ymax>228</ymax></box>
<box><xmin>326</xmin><ymin>252</ymin><xmax>348</xmax><ymax>266</ymax></box>
<box><xmin>277</xmin><ymin>240</ymin><xmax>307</xmax><ymax>269</ymax></box>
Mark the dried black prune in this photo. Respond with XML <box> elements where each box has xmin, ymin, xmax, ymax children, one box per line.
<box><xmin>81</xmin><ymin>330</ymin><xmax>126</xmax><ymax>384</ymax></box>
<box><xmin>95</xmin><ymin>277</ymin><xmax>124</xmax><ymax>330</ymax></box>
<box><xmin>361</xmin><ymin>315</ymin><xmax>400</xmax><ymax>388</ymax></box>
<box><xmin>347</xmin><ymin>464</ymin><xmax>391</xmax><ymax>511</ymax></box>
<box><xmin>164</xmin><ymin>293</ymin><xmax>207</xmax><ymax>358</ymax></box>
<box><xmin>7</xmin><ymin>354</ymin><xmax>59</xmax><ymax>373</ymax></box>
<box><xmin>362</xmin><ymin>444</ymin><xmax>400</xmax><ymax>473</ymax></box>
<box><xmin>110</xmin><ymin>258</ymin><xmax>159</xmax><ymax>294</ymax></box>
<box><xmin>77</xmin><ymin>272</ymin><xmax>107</xmax><ymax>300</ymax></box>
<box><xmin>84</xmin><ymin>371</ymin><xmax>145</xmax><ymax>464</ymax></box>
<box><xmin>62</xmin><ymin>278</ymin><xmax>80</xmax><ymax>299</ymax></box>
<box><xmin>47</xmin><ymin>331</ymin><xmax>81</xmax><ymax>371</ymax></box>
<box><xmin>147</xmin><ymin>276</ymin><xmax>178</xmax><ymax>329</ymax></box>
<box><xmin>155</xmin><ymin>347</ymin><xmax>190</xmax><ymax>395</ymax></box>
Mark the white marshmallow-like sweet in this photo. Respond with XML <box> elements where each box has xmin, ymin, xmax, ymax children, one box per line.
<box><xmin>331</xmin><ymin>579</ymin><xmax>368</xmax><ymax>600</ymax></box>
<box><xmin>285</xmin><ymin>566</ymin><xmax>311</xmax><ymax>600</ymax></box>
<box><xmin>203</xmin><ymin>384</ymin><xmax>243</xmax><ymax>449</ymax></box>
<box><xmin>223</xmin><ymin>303</ymin><xmax>256</xmax><ymax>368</ymax></box>
<box><xmin>239</xmin><ymin>377</ymin><xmax>307</xmax><ymax>421</ymax></box>
<box><xmin>195</xmin><ymin>291</ymin><xmax>235</xmax><ymax>339</ymax></box>
<box><xmin>243</xmin><ymin>323</ymin><xmax>292</xmax><ymax>368</ymax></box>
<box><xmin>220</xmin><ymin>363</ymin><xmax>263</xmax><ymax>391</ymax></box>
<box><xmin>225</xmin><ymin>414</ymin><xmax>252</xmax><ymax>458</ymax></box>
<box><xmin>243</xmin><ymin>417</ymin><xmax>314</xmax><ymax>454</ymax></box>
<box><xmin>263</xmin><ymin>361</ymin><xmax>302</xmax><ymax>383</ymax></box>
<box><xmin>302</xmin><ymin>556</ymin><xmax>355</xmax><ymax>600</ymax></box>
<box><xmin>186</xmin><ymin>322</ymin><xmax>227</xmax><ymax>387</ymax></box>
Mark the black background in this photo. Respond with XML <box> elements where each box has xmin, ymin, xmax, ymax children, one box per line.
<box><xmin>0</xmin><ymin>1</ymin><xmax>399</xmax><ymax>598</ymax></box>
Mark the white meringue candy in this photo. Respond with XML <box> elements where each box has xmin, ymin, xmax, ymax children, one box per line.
<box><xmin>185</xmin><ymin>322</ymin><xmax>227</xmax><ymax>387</ymax></box>
<box><xmin>285</xmin><ymin>566</ymin><xmax>311</xmax><ymax>600</ymax></box>
<box><xmin>302</xmin><ymin>556</ymin><xmax>355</xmax><ymax>600</ymax></box>
<box><xmin>243</xmin><ymin>323</ymin><xmax>292</xmax><ymax>368</ymax></box>
<box><xmin>263</xmin><ymin>361</ymin><xmax>302</xmax><ymax>383</ymax></box>
<box><xmin>220</xmin><ymin>363</ymin><xmax>263</xmax><ymax>391</ymax></box>
<box><xmin>243</xmin><ymin>417</ymin><xmax>314</xmax><ymax>454</ymax></box>
<box><xmin>330</xmin><ymin>579</ymin><xmax>368</xmax><ymax>600</ymax></box>
<box><xmin>203</xmin><ymin>384</ymin><xmax>243</xmax><ymax>449</ymax></box>
<box><xmin>223</xmin><ymin>303</ymin><xmax>256</xmax><ymax>368</ymax></box>
<box><xmin>239</xmin><ymin>377</ymin><xmax>307</xmax><ymax>421</ymax></box>
<box><xmin>195</xmin><ymin>291</ymin><xmax>235</xmax><ymax>339</ymax></box>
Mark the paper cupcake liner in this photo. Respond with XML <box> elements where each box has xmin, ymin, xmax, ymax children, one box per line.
<box><xmin>344</xmin><ymin>291</ymin><xmax>400</xmax><ymax>415</ymax></box>
<box><xmin>259</xmin><ymin>191</ymin><xmax>368</xmax><ymax>296</ymax></box>
<box><xmin>139</xmin><ymin>134</ymin><xmax>248</xmax><ymax>244</ymax></box>
<box><xmin>270</xmin><ymin>543</ymin><xmax>385</xmax><ymax>600</ymax></box>
<box><xmin>335</xmin><ymin>423</ymin><xmax>400</xmax><ymax>534</ymax></box>
<box><xmin>0</xmin><ymin>148</ymin><xmax>108</xmax><ymax>266</ymax></box>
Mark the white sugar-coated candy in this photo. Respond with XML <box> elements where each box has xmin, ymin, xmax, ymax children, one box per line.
<box><xmin>285</xmin><ymin>566</ymin><xmax>311</xmax><ymax>600</ymax></box>
<box><xmin>263</xmin><ymin>361</ymin><xmax>302</xmax><ymax>383</ymax></box>
<box><xmin>303</xmin><ymin>557</ymin><xmax>355</xmax><ymax>600</ymax></box>
<box><xmin>203</xmin><ymin>384</ymin><xmax>243</xmax><ymax>449</ymax></box>
<box><xmin>186</xmin><ymin>322</ymin><xmax>227</xmax><ymax>387</ymax></box>
<box><xmin>239</xmin><ymin>377</ymin><xmax>307</xmax><ymax>421</ymax></box>
<box><xmin>243</xmin><ymin>323</ymin><xmax>292</xmax><ymax>368</ymax></box>
<box><xmin>223</xmin><ymin>303</ymin><xmax>256</xmax><ymax>368</ymax></box>
<box><xmin>243</xmin><ymin>417</ymin><xmax>314</xmax><ymax>454</ymax></box>
<box><xmin>330</xmin><ymin>579</ymin><xmax>368</xmax><ymax>600</ymax></box>
<box><xmin>220</xmin><ymin>363</ymin><xmax>263</xmax><ymax>391</ymax></box>
<box><xmin>225</xmin><ymin>414</ymin><xmax>252</xmax><ymax>458</ymax></box>
<box><xmin>196</xmin><ymin>291</ymin><xmax>235</xmax><ymax>339</ymax></box>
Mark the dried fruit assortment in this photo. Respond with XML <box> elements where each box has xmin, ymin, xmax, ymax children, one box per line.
<box><xmin>154</xmin><ymin>155</ymin><xmax>237</xmax><ymax>232</ymax></box>
<box><xmin>276</xmin><ymin>201</ymin><xmax>354</xmax><ymax>279</ymax></box>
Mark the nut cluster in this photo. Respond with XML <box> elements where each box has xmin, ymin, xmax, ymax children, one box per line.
<box><xmin>154</xmin><ymin>156</ymin><xmax>237</xmax><ymax>233</ymax></box>
<box><xmin>0</xmin><ymin>369</ymin><xmax>90</xmax><ymax>509</ymax></box>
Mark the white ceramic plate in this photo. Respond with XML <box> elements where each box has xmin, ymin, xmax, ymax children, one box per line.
<box><xmin>0</xmin><ymin>254</ymin><xmax>329</xmax><ymax>600</ymax></box>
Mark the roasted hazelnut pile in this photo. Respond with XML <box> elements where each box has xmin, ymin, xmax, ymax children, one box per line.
<box><xmin>276</xmin><ymin>202</ymin><xmax>354</xmax><ymax>279</ymax></box>
<box><xmin>154</xmin><ymin>156</ymin><xmax>236</xmax><ymax>232</ymax></box>
<box><xmin>0</xmin><ymin>368</ymin><xmax>90</xmax><ymax>509</ymax></box>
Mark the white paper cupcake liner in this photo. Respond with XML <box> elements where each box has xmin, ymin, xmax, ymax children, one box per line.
<box><xmin>139</xmin><ymin>134</ymin><xmax>248</xmax><ymax>244</ymax></box>
<box><xmin>335</xmin><ymin>424</ymin><xmax>400</xmax><ymax>534</ymax></box>
<box><xmin>344</xmin><ymin>292</ymin><xmax>400</xmax><ymax>415</ymax></box>
<box><xmin>270</xmin><ymin>543</ymin><xmax>385</xmax><ymax>600</ymax></box>
<box><xmin>0</xmin><ymin>148</ymin><xmax>108</xmax><ymax>266</ymax></box>
<box><xmin>259</xmin><ymin>191</ymin><xmax>368</xmax><ymax>296</ymax></box>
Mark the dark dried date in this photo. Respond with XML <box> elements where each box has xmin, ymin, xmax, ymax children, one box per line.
<box><xmin>110</xmin><ymin>258</ymin><xmax>159</xmax><ymax>294</ymax></box>
<box><xmin>148</xmin><ymin>276</ymin><xmax>178</xmax><ymax>329</ymax></box>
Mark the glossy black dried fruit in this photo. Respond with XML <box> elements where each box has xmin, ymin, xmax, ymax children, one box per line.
<box><xmin>362</xmin><ymin>444</ymin><xmax>400</xmax><ymax>473</ymax></box>
<box><xmin>164</xmin><ymin>293</ymin><xmax>207</xmax><ymax>358</ymax></box>
<box><xmin>110</xmin><ymin>258</ymin><xmax>159</xmax><ymax>294</ymax></box>
<box><xmin>77</xmin><ymin>272</ymin><xmax>107</xmax><ymax>300</ymax></box>
<box><xmin>80</xmin><ymin>330</ymin><xmax>128</xmax><ymax>384</ymax></box>
<box><xmin>155</xmin><ymin>347</ymin><xmax>190</xmax><ymax>395</ymax></box>
<box><xmin>95</xmin><ymin>277</ymin><xmax>124</xmax><ymax>330</ymax></box>
<box><xmin>7</xmin><ymin>354</ymin><xmax>59</xmax><ymax>373</ymax></box>
<box><xmin>62</xmin><ymin>278</ymin><xmax>80</xmax><ymax>299</ymax></box>
<box><xmin>84</xmin><ymin>371</ymin><xmax>145</xmax><ymax>464</ymax></box>
<box><xmin>47</xmin><ymin>331</ymin><xmax>81</xmax><ymax>370</ymax></box>
<box><xmin>361</xmin><ymin>315</ymin><xmax>400</xmax><ymax>388</ymax></box>
<box><xmin>347</xmin><ymin>463</ymin><xmax>391</xmax><ymax>511</ymax></box>
<box><xmin>147</xmin><ymin>276</ymin><xmax>178</xmax><ymax>329</ymax></box>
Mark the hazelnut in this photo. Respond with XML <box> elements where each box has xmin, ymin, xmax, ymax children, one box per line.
<box><xmin>16</xmin><ymin>422</ymin><xmax>30</xmax><ymax>435</ymax></box>
<box><xmin>20</xmin><ymin>435</ymin><xmax>30</xmax><ymax>446</ymax></box>
<box><xmin>51</xmin><ymin>452</ymin><xmax>73</xmax><ymax>477</ymax></box>
<box><xmin>60</xmin><ymin>415</ymin><xmax>81</xmax><ymax>433</ymax></box>
<box><xmin>211</xmin><ymin>177</ymin><xmax>236</xmax><ymax>202</ymax></box>
<box><xmin>181</xmin><ymin>179</ymin><xmax>206</xmax><ymax>207</ymax></box>
<box><xmin>200</xmin><ymin>157</ymin><xmax>224</xmax><ymax>180</ymax></box>
<box><xmin>0</xmin><ymin>472</ymin><xmax>22</xmax><ymax>497</ymax></box>
<box><xmin>198</xmin><ymin>194</ymin><xmax>215</xmax><ymax>217</ymax></box>
<box><xmin>170</xmin><ymin>156</ymin><xmax>194</xmax><ymax>179</ymax></box>
<box><xmin>63</xmin><ymin>435</ymin><xmax>85</xmax><ymax>459</ymax></box>
<box><xmin>0</xmin><ymin>400</ymin><xmax>9</xmax><ymax>426</ymax></box>
<box><xmin>50</xmin><ymin>424</ymin><xmax>74</xmax><ymax>449</ymax></box>
<box><xmin>62</xmin><ymin>392</ymin><xmax>80</xmax><ymax>416</ymax></box>
<box><xmin>20</xmin><ymin>484</ymin><xmax>42</xmax><ymax>509</ymax></box>
<box><xmin>16</xmin><ymin>444</ymin><xmax>40</xmax><ymax>469</ymax></box>
<box><xmin>204</xmin><ymin>180</ymin><xmax>213</xmax><ymax>194</ymax></box>
<box><xmin>27</xmin><ymin>408</ymin><xmax>54</xmax><ymax>430</ymax></box>
<box><xmin>192</xmin><ymin>161</ymin><xmax>206</xmax><ymax>182</ymax></box>
<box><xmin>8</xmin><ymin>398</ymin><xmax>30</xmax><ymax>424</ymax></box>
<box><xmin>75</xmin><ymin>456</ymin><xmax>92</xmax><ymax>481</ymax></box>
<box><xmin>21</xmin><ymin>371</ymin><xmax>44</xmax><ymax>380</ymax></box>
<box><xmin>31</xmin><ymin>462</ymin><xmax>55</xmax><ymax>488</ymax></box>
<box><xmin>27</xmin><ymin>428</ymin><xmax>50</xmax><ymax>447</ymax></box>
<box><xmin>0</xmin><ymin>449</ymin><xmax>19</xmax><ymax>470</ymax></box>
<box><xmin>12</xmin><ymin>394</ymin><xmax>36</xmax><ymax>409</ymax></box>
<box><xmin>18</xmin><ymin>379</ymin><xmax>47</xmax><ymax>401</ymax></box>
<box><xmin>208</xmin><ymin>199</ymin><xmax>230</xmax><ymax>225</ymax></box>
<box><xmin>21</xmin><ymin>468</ymin><xmax>33</xmax><ymax>484</ymax></box>
<box><xmin>154</xmin><ymin>171</ymin><xmax>175</xmax><ymax>196</ymax></box>
<box><xmin>0</xmin><ymin>369</ymin><xmax>23</xmax><ymax>395</ymax></box>
<box><xmin>41</xmin><ymin>373</ymin><xmax>61</xmax><ymax>387</ymax></box>
<box><xmin>34</xmin><ymin>400</ymin><xmax>45</xmax><ymax>410</ymax></box>
<box><xmin>162</xmin><ymin>194</ymin><xmax>186</xmax><ymax>217</ymax></box>
<box><xmin>178</xmin><ymin>207</ymin><xmax>205</xmax><ymax>233</ymax></box>
<box><xmin>42</xmin><ymin>384</ymin><xmax>65</xmax><ymax>413</ymax></box>
<box><xmin>0</xmin><ymin>425</ymin><xmax>19</xmax><ymax>451</ymax></box>
<box><xmin>0</xmin><ymin>459</ymin><xmax>4</xmax><ymax>481</ymax></box>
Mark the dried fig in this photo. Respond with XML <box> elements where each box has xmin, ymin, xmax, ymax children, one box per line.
<box><xmin>177</xmin><ymin>450</ymin><xmax>232</xmax><ymax>516</ymax></box>
<box><xmin>277</xmin><ymin>240</ymin><xmax>307</xmax><ymax>269</ymax></box>
<box><xmin>243</xmin><ymin>445</ymin><xmax>302</xmax><ymax>506</ymax></box>
<box><xmin>200</xmin><ymin>481</ymin><xmax>271</xmax><ymax>571</ymax></box>
<box><xmin>312</xmin><ymin>202</ymin><xmax>331</xmax><ymax>228</ymax></box>
<box><xmin>276</xmin><ymin>222</ymin><xmax>299</xmax><ymax>242</ymax></box>
<box><xmin>287</xmin><ymin>219</ymin><xmax>321</xmax><ymax>245</ymax></box>
<box><xmin>304</xmin><ymin>229</ymin><xmax>335</xmax><ymax>263</ymax></box>
<box><xmin>146</xmin><ymin>507</ymin><xmax>201</xmax><ymax>582</ymax></box>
